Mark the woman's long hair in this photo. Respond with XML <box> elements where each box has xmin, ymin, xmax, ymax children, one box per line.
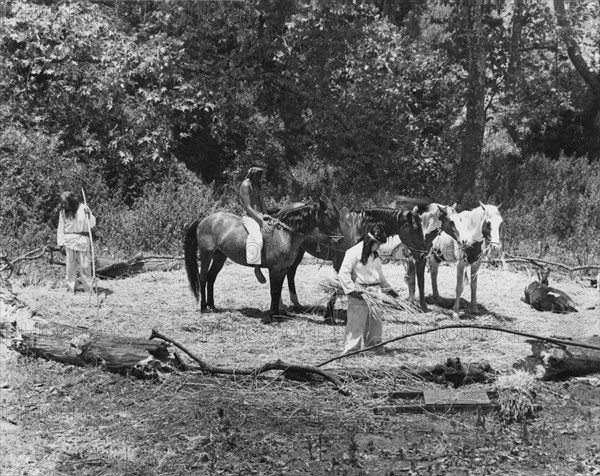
<box><xmin>360</xmin><ymin>224</ymin><xmax>387</xmax><ymax>265</ymax></box>
<box><xmin>245</xmin><ymin>167</ymin><xmax>264</xmax><ymax>187</ymax></box>
<box><xmin>60</xmin><ymin>191</ymin><xmax>80</xmax><ymax>219</ymax></box>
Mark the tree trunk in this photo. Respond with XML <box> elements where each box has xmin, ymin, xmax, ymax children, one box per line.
<box><xmin>457</xmin><ymin>0</ymin><xmax>486</xmax><ymax>205</ymax></box>
<box><xmin>506</xmin><ymin>0</ymin><xmax>524</xmax><ymax>93</ymax></box>
<box><xmin>553</xmin><ymin>0</ymin><xmax>600</xmax><ymax>159</ymax></box>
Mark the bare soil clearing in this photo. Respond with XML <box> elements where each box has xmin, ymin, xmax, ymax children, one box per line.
<box><xmin>1</xmin><ymin>261</ymin><xmax>599</xmax><ymax>475</ymax></box>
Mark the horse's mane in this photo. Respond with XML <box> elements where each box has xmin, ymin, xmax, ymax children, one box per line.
<box><xmin>276</xmin><ymin>202</ymin><xmax>320</xmax><ymax>234</ymax></box>
<box><xmin>349</xmin><ymin>207</ymin><xmax>405</xmax><ymax>236</ymax></box>
<box><xmin>389</xmin><ymin>195</ymin><xmax>431</xmax><ymax>214</ymax></box>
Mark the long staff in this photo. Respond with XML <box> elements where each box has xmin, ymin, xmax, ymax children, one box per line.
<box><xmin>81</xmin><ymin>188</ymin><xmax>99</xmax><ymax>312</ymax></box>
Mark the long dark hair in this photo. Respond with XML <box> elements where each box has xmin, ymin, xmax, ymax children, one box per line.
<box><xmin>60</xmin><ymin>191</ymin><xmax>80</xmax><ymax>219</ymax></box>
<box><xmin>360</xmin><ymin>224</ymin><xmax>387</xmax><ymax>265</ymax></box>
<box><xmin>245</xmin><ymin>167</ymin><xmax>264</xmax><ymax>187</ymax></box>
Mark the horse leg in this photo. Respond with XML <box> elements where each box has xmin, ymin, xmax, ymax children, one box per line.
<box><xmin>469</xmin><ymin>261</ymin><xmax>481</xmax><ymax>314</ymax></box>
<box><xmin>453</xmin><ymin>261</ymin><xmax>466</xmax><ymax>318</ymax></box>
<box><xmin>405</xmin><ymin>258</ymin><xmax>416</xmax><ymax>304</ymax></box>
<box><xmin>198</xmin><ymin>249</ymin><xmax>214</xmax><ymax>313</ymax></box>
<box><xmin>286</xmin><ymin>250</ymin><xmax>304</xmax><ymax>310</ymax></box>
<box><xmin>430</xmin><ymin>257</ymin><xmax>441</xmax><ymax>302</ymax></box>
<box><xmin>416</xmin><ymin>258</ymin><xmax>428</xmax><ymax>312</ymax></box>
<box><xmin>268</xmin><ymin>270</ymin><xmax>287</xmax><ymax>320</ymax></box>
<box><xmin>206</xmin><ymin>250</ymin><xmax>227</xmax><ymax>310</ymax></box>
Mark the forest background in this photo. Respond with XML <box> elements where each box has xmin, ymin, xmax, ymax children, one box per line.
<box><xmin>1</xmin><ymin>0</ymin><xmax>599</xmax><ymax>266</ymax></box>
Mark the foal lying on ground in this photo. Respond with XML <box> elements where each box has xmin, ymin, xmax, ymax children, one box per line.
<box><xmin>523</xmin><ymin>265</ymin><xmax>578</xmax><ymax>313</ymax></box>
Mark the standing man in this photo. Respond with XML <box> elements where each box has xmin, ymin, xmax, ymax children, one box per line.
<box><xmin>239</xmin><ymin>166</ymin><xmax>273</xmax><ymax>284</ymax></box>
<box><xmin>57</xmin><ymin>191</ymin><xmax>96</xmax><ymax>294</ymax></box>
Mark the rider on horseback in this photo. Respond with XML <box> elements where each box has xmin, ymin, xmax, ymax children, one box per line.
<box><xmin>240</xmin><ymin>166</ymin><xmax>273</xmax><ymax>284</ymax></box>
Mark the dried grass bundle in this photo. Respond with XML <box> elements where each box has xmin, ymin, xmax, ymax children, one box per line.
<box><xmin>495</xmin><ymin>370</ymin><xmax>537</xmax><ymax>422</ymax></box>
<box><xmin>318</xmin><ymin>277</ymin><xmax>419</xmax><ymax>322</ymax></box>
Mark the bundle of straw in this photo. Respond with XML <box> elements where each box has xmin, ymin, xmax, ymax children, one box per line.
<box><xmin>318</xmin><ymin>277</ymin><xmax>419</xmax><ymax>322</ymax></box>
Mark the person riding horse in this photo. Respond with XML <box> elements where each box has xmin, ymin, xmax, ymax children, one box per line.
<box><xmin>239</xmin><ymin>166</ymin><xmax>273</xmax><ymax>284</ymax></box>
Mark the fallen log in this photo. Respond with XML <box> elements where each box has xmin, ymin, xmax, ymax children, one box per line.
<box><xmin>1</xmin><ymin>247</ymin><xmax>182</xmax><ymax>279</ymax></box>
<box><xmin>95</xmin><ymin>254</ymin><xmax>182</xmax><ymax>279</ymax></box>
<box><xmin>2</xmin><ymin>282</ymin><xmax>177</xmax><ymax>378</ymax></box>
<box><xmin>514</xmin><ymin>337</ymin><xmax>600</xmax><ymax>380</ymax></box>
<box><xmin>12</xmin><ymin>319</ymin><xmax>175</xmax><ymax>378</ymax></box>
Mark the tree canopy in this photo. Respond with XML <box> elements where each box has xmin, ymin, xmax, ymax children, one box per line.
<box><xmin>1</xmin><ymin>0</ymin><xmax>599</xmax><ymax>259</ymax></box>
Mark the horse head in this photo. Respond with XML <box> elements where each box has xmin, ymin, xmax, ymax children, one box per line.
<box><xmin>316</xmin><ymin>198</ymin><xmax>343</xmax><ymax>244</ymax></box>
<box><xmin>536</xmin><ymin>264</ymin><xmax>550</xmax><ymax>285</ymax></box>
<box><xmin>400</xmin><ymin>207</ymin><xmax>428</xmax><ymax>260</ymax></box>
<box><xmin>438</xmin><ymin>204</ymin><xmax>463</xmax><ymax>244</ymax></box>
<box><xmin>479</xmin><ymin>202</ymin><xmax>503</xmax><ymax>250</ymax></box>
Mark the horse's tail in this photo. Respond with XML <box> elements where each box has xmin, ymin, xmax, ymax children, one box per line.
<box><xmin>184</xmin><ymin>218</ymin><xmax>202</xmax><ymax>302</ymax></box>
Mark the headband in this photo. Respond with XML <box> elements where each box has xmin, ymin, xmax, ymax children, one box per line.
<box><xmin>368</xmin><ymin>232</ymin><xmax>386</xmax><ymax>244</ymax></box>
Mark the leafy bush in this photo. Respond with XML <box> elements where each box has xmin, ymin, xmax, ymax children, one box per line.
<box><xmin>0</xmin><ymin>124</ymin><xmax>107</xmax><ymax>254</ymax></box>
<box><xmin>96</xmin><ymin>168</ymin><xmax>221</xmax><ymax>256</ymax></box>
<box><xmin>495</xmin><ymin>154</ymin><xmax>600</xmax><ymax>265</ymax></box>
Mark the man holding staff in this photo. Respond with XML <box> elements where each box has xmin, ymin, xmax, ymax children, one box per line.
<box><xmin>57</xmin><ymin>191</ymin><xmax>96</xmax><ymax>294</ymax></box>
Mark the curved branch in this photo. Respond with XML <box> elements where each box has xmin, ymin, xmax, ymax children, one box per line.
<box><xmin>317</xmin><ymin>324</ymin><xmax>600</xmax><ymax>368</ymax></box>
<box><xmin>553</xmin><ymin>0</ymin><xmax>600</xmax><ymax>94</ymax></box>
<box><xmin>150</xmin><ymin>329</ymin><xmax>350</xmax><ymax>395</ymax></box>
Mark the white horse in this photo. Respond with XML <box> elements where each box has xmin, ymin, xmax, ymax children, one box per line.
<box><xmin>429</xmin><ymin>202</ymin><xmax>503</xmax><ymax>318</ymax></box>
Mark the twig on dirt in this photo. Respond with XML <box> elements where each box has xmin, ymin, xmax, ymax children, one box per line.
<box><xmin>0</xmin><ymin>246</ymin><xmax>59</xmax><ymax>277</ymax></box>
<box><xmin>150</xmin><ymin>328</ymin><xmax>350</xmax><ymax>395</ymax></box>
<box><xmin>489</xmin><ymin>254</ymin><xmax>600</xmax><ymax>273</ymax></box>
<box><xmin>316</xmin><ymin>324</ymin><xmax>600</xmax><ymax>368</ymax></box>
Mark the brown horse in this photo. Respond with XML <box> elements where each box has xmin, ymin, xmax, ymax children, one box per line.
<box><xmin>399</xmin><ymin>202</ymin><xmax>458</xmax><ymax>304</ymax></box>
<box><xmin>281</xmin><ymin>206</ymin><xmax>430</xmax><ymax>311</ymax></box>
<box><xmin>184</xmin><ymin>199</ymin><xmax>341</xmax><ymax>317</ymax></box>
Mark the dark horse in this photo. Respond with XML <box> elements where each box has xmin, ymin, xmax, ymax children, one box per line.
<box><xmin>184</xmin><ymin>199</ymin><xmax>342</xmax><ymax>317</ymax></box>
<box><xmin>280</xmin><ymin>206</ymin><xmax>430</xmax><ymax>311</ymax></box>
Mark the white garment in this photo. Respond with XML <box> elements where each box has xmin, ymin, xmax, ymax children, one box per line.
<box><xmin>57</xmin><ymin>204</ymin><xmax>96</xmax><ymax>292</ymax></box>
<box><xmin>343</xmin><ymin>291</ymin><xmax>383</xmax><ymax>354</ymax></box>
<box><xmin>57</xmin><ymin>204</ymin><xmax>96</xmax><ymax>251</ymax></box>
<box><xmin>338</xmin><ymin>241</ymin><xmax>391</xmax><ymax>294</ymax></box>
<box><xmin>241</xmin><ymin>215</ymin><xmax>263</xmax><ymax>265</ymax></box>
<box><xmin>65</xmin><ymin>248</ymin><xmax>93</xmax><ymax>293</ymax></box>
<box><xmin>339</xmin><ymin>241</ymin><xmax>391</xmax><ymax>354</ymax></box>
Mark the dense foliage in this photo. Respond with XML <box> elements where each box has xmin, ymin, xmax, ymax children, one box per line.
<box><xmin>1</xmin><ymin>0</ymin><xmax>599</xmax><ymax>262</ymax></box>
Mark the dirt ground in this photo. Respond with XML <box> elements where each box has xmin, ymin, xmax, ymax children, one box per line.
<box><xmin>1</xmin><ymin>259</ymin><xmax>599</xmax><ymax>475</ymax></box>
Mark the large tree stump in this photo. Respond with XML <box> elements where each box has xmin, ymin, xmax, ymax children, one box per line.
<box><xmin>514</xmin><ymin>337</ymin><xmax>600</xmax><ymax>380</ymax></box>
<box><xmin>1</xmin><ymin>283</ymin><xmax>177</xmax><ymax>378</ymax></box>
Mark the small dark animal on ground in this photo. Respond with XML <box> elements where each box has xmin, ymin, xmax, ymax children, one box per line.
<box><xmin>523</xmin><ymin>266</ymin><xmax>578</xmax><ymax>313</ymax></box>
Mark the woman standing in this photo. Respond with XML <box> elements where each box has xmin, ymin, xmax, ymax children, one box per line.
<box><xmin>338</xmin><ymin>224</ymin><xmax>398</xmax><ymax>355</ymax></box>
<box><xmin>57</xmin><ymin>191</ymin><xmax>96</xmax><ymax>294</ymax></box>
